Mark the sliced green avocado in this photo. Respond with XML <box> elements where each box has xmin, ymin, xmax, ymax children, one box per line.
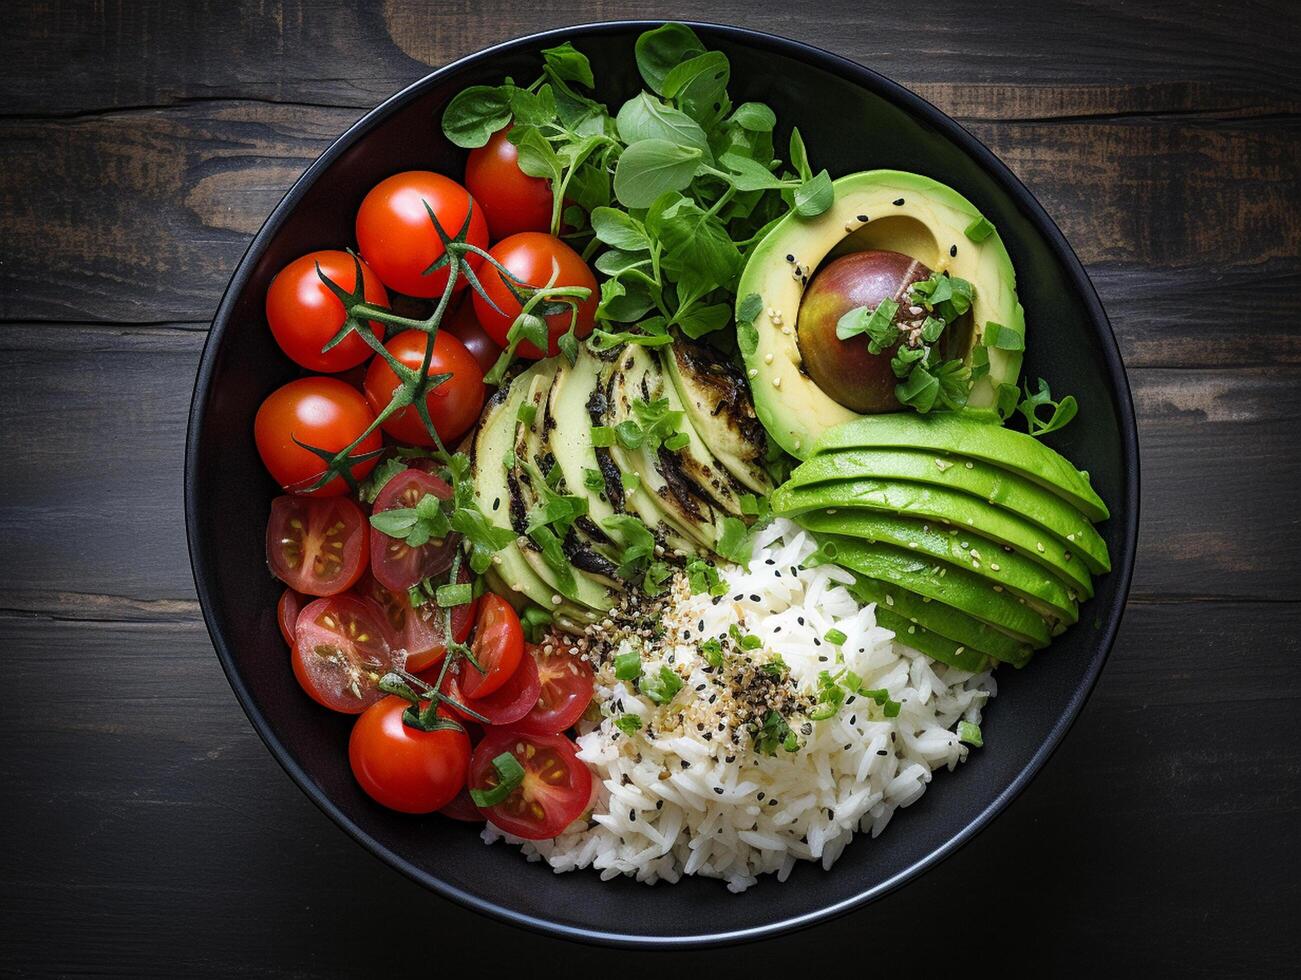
<box><xmin>849</xmin><ymin>576</ymin><xmax>1032</xmax><ymax>668</ymax></box>
<box><xmin>815</xmin><ymin>535</ymin><xmax>1053</xmax><ymax>648</ymax></box>
<box><xmin>812</xmin><ymin>413</ymin><xmax>1108</xmax><ymax>522</ymax></box>
<box><xmin>603</xmin><ymin>344</ymin><xmax>719</xmax><ymax>553</ymax></box>
<box><xmin>661</xmin><ymin>334</ymin><xmax>771</xmax><ymax>494</ymax></box>
<box><xmin>798</xmin><ymin>509</ymin><xmax>1078</xmax><ymax>625</ymax></box>
<box><xmin>736</xmin><ymin>170</ymin><xmax>1026</xmax><ymax>458</ymax></box>
<box><xmin>543</xmin><ymin>346</ymin><xmax>630</xmax><ymax>552</ymax></box>
<box><xmin>773</xmin><ymin>478</ymin><xmax>1092</xmax><ymax>599</ymax></box>
<box><xmin>471</xmin><ymin>371</ymin><xmax>600</xmax><ymax>624</ymax></box>
<box><xmin>508</xmin><ymin>363</ymin><xmax>616</xmax><ymax>611</ymax></box>
<box><xmin>786</xmin><ymin>447</ymin><xmax>1109</xmax><ymax>574</ymax></box>
<box><xmin>483</xmin><ymin>567</ymin><xmax>591</xmax><ymax>635</ymax></box>
<box><xmin>873</xmin><ymin>607</ymin><xmax>994</xmax><ymax>673</ymax></box>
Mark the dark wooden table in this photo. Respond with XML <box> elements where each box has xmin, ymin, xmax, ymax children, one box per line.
<box><xmin>2</xmin><ymin>2</ymin><xmax>1298</xmax><ymax>974</ymax></box>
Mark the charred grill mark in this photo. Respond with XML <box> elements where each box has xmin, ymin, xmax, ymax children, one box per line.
<box><xmin>574</xmin><ymin>514</ymin><xmax>613</xmax><ymax>546</ymax></box>
<box><xmin>671</xmin><ymin>338</ymin><xmax>767</xmax><ymax>466</ymax></box>
<box><xmin>594</xmin><ymin>447</ymin><xmax>625</xmax><ymax>512</ymax></box>
<box><xmin>505</xmin><ymin>466</ymin><xmax>529</xmax><ymax>538</ymax></box>
<box><xmin>656</xmin><ymin>447</ymin><xmax>708</xmax><ymax>523</ymax></box>
<box><xmin>661</xmin><ymin>446</ymin><xmax>729</xmax><ymax>514</ymax></box>
<box><xmin>562</xmin><ymin>530</ymin><xmax>622</xmax><ymax>580</ymax></box>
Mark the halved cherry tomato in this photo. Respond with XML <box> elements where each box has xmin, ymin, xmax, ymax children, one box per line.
<box><xmin>512</xmin><ymin>640</ymin><xmax>595</xmax><ymax>736</ymax></box>
<box><xmin>266</xmin><ymin>495</ymin><xmax>369</xmax><ymax>596</ymax></box>
<box><xmin>355</xmin><ymin>171</ymin><xmax>488</xmax><ymax>298</ymax></box>
<box><xmin>276</xmin><ymin>588</ymin><xmax>304</xmax><ymax>646</ymax></box>
<box><xmin>254</xmin><ymin>377</ymin><xmax>381</xmax><ymax>496</ymax></box>
<box><xmin>363</xmin><ymin>329</ymin><xmax>485</xmax><ymax>447</ymax></box>
<box><xmin>464</xmin><ymin>126</ymin><xmax>554</xmax><ymax>240</ymax></box>
<box><xmin>359</xmin><ymin>566</ymin><xmax>476</xmax><ymax>673</ymax></box>
<box><xmin>458</xmin><ymin>594</ymin><xmax>524</xmax><ymax>699</ymax></box>
<box><xmin>442</xmin><ymin>295</ymin><xmax>502</xmax><ymax>377</ymax></box>
<box><xmin>292</xmin><ymin>594</ymin><xmax>397</xmax><ymax>714</ymax></box>
<box><xmin>469</xmin><ymin>729</ymin><xmax>592</xmax><ymax>840</ymax></box>
<box><xmin>439</xmin><ymin>786</ymin><xmax>485</xmax><ymax>823</ymax></box>
<box><xmin>471</xmin><ymin>232</ymin><xmax>598</xmax><ymax>359</ymax></box>
<box><xmin>266</xmin><ymin>250</ymin><xmax>389</xmax><ymax>372</ymax></box>
<box><xmin>368</xmin><ymin>468</ymin><xmax>458</xmax><ymax>591</ymax></box>
<box><xmin>349</xmin><ymin>696</ymin><xmax>470</xmax><ymax>813</ymax></box>
<box><xmin>435</xmin><ymin>647</ymin><xmax>541</xmax><ymax>727</ymax></box>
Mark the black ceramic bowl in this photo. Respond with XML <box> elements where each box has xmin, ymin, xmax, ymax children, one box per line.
<box><xmin>186</xmin><ymin>20</ymin><xmax>1139</xmax><ymax>947</ymax></box>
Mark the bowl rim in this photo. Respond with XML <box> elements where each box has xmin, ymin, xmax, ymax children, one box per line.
<box><xmin>185</xmin><ymin>18</ymin><xmax>1140</xmax><ymax>949</ymax></box>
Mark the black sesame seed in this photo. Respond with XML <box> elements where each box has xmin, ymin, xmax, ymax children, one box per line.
<box><xmin>769</xmin><ymin>798</ymin><xmax>779</xmax><ymax>806</ymax></box>
<box><xmin>876</xmin><ymin>749</ymin><xmax>888</xmax><ymax>756</ymax></box>
<box><xmin>856</xmin><ymin>214</ymin><xmax>869</xmax><ymax>222</ymax></box>
<box><xmin>713</xmin><ymin>787</ymin><xmax>724</xmax><ymax>795</ymax></box>
<box><xmin>491</xmin><ymin>497</ymin><xmax>501</xmax><ymax>511</ymax></box>
<box><xmin>702</xmin><ymin>731</ymin><xmax>712</xmax><ymax>741</ymax></box>
<box><xmin>725</xmin><ymin>755</ymin><xmax>736</xmax><ymax>763</ymax></box>
<box><xmin>695</xmin><ymin>683</ymin><xmax>706</xmax><ymax>691</ymax></box>
<box><xmin>797</xmin><ymin>616</ymin><xmax>805</xmax><ymax>626</ymax></box>
<box><xmin>764</xmin><ymin>558</ymin><xmax>775</xmax><ymax>565</ymax></box>
<box><xmin>785</xmin><ymin>254</ymin><xmax>794</xmax><ymax>262</ymax></box>
<box><xmin>630</xmin><ymin>809</ymin><xmax>637</xmax><ymax>821</ymax></box>
<box><xmin>656</xmin><ymin>800</ymin><xmax>663</xmax><ymax>809</ymax></box>
<box><xmin>749</xmin><ymin>594</ymin><xmax>760</xmax><ymax>603</ymax></box>
<box><xmin>681</xmin><ymin>760</ymin><xmax>690</xmax><ymax>768</ymax></box>
<box><xmin>893</xmin><ymin>198</ymin><xmax>904</xmax><ymax>206</ymax></box>
<box><xmin>950</xmin><ymin>244</ymin><xmax>958</xmax><ymax>257</ymax></box>
<box><xmin>849</xmin><ymin>715</ymin><xmax>857</xmax><ymax>725</ymax></box>
<box><xmin>757</xmin><ymin>792</ymin><xmax>765</xmax><ymax>800</ymax></box>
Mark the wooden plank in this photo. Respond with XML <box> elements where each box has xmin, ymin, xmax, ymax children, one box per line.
<box><xmin>1</xmin><ymin>102</ymin><xmax>1297</xmax><ymax>330</ymax></box>
<box><xmin>0</xmin><ymin>598</ymin><xmax>1294</xmax><ymax>973</ymax></box>
<box><xmin>1</xmin><ymin>1</ymin><xmax>1296</xmax><ymax>118</ymax></box>
<box><xmin>0</xmin><ymin>325</ymin><xmax>1296</xmax><ymax>604</ymax></box>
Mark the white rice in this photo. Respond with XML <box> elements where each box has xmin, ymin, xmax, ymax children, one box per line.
<box><xmin>482</xmin><ymin>517</ymin><xmax>995</xmax><ymax>891</ymax></box>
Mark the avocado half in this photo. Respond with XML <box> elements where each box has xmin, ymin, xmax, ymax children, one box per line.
<box><xmin>735</xmin><ymin>170</ymin><xmax>1026</xmax><ymax>459</ymax></box>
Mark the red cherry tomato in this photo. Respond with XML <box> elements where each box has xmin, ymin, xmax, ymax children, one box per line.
<box><xmin>436</xmin><ymin>647</ymin><xmax>541</xmax><ymax>727</ymax></box>
<box><xmin>368</xmin><ymin>468</ymin><xmax>458</xmax><ymax>591</ymax></box>
<box><xmin>439</xmin><ymin>786</ymin><xmax>485</xmax><ymax>823</ymax></box>
<box><xmin>266</xmin><ymin>495</ymin><xmax>369</xmax><ymax>596</ymax></box>
<box><xmin>458</xmin><ymin>594</ymin><xmax>525</xmax><ymax>699</ymax></box>
<box><xmin>349</xmin><ymin>696</ymin><xmax>470</xmax><ymax>813</ymax></box>
<box><xmin>472</xmin><ymin>233</ymin><xmax>598</xmax><ymax>359</ymax></box>
<box><xmin>469</xmin><ymin>729</ymin><xmax>592</xmax><ymax>840</ymax></box>
<box><xmin>363</xmin><ymin>330</ymin><xmax>485</xmax><ymax>447</ymax></box>
<box><xmin>292</xmin><ymin>594</ymin><xmax>397</xmax><ymax>714</ymax></box>
<box><xmin>355</xmin><ymin>171</ymin><xmax>488</xmax><ymax>298</ymax></box>
<box><xmin>266</xmin><ymin>250</ymin><xmax>389</xmax><ymax>372</ymax></box>
<box><xmin>359</xmin><ymin>566</ymin><xmax>476</xmax><ymax>673</ymax></box>
<box><xmin>276</xmin><ymin>588</ymin><xmax>304</xmax><ymax>646</ymax></box>
<box><xmin>464</xmin><ymin>127</ymin><xmax>554</xmax><ymax>240</ymax></box>
<box><xmin>254</xmin><ymin>377</ymin><xmax>381</xmax><ymax>496</ymax></box>
<box><xmin>512</xmin><ymin>640</ymin><xmax>595</xmax><ymax>736</ymax></box>
<box><xmin>443</xmin><ymin>296</ymin><xmax>503</xmax><ymax>377</ymax></box>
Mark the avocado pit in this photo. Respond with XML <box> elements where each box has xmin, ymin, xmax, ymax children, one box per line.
<box><xmin>795</xmin><ymin>249</ymin><xmax>932</xmax><ymax>413</ymax></box>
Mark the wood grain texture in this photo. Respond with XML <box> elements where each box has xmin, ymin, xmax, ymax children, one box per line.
<box><xmin>0</xmin><ymin>1</ymin><xmax>1298</xmax><ymax>974</ymax></box>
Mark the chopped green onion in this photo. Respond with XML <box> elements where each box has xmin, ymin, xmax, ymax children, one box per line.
<box><xmin>639</xmin><ymin>665</ymin><xmax>683</xmax><ymax>705</ymax></box>
<box><xmin>614</xmin><ymin>648</ymin><xmax>642</xmax><ymax>681</ymax></box>
<box><xmin>964</xmin><ymin>216</ymin><xmax>995</xmax><ymax>242</ymax></box>
<box><xmin>468</xmin><ymin>751</ymin><xmax>525</xmax><ymax>808</ymax></box>
<box><xmin>883</xmin><ymin>699</ymin><xmax>901</xmax><ymax>718</ymax></box>
<box><xmin>957</xmin><ymin>720</ymin><xmax>983</xmax><ymax>747</ymax></box>
<box><xmin>516</xmin><ymin>402</ymin><xmax>537</xmax><ymax>427</ymax></box>
<box><xmin>824</xmin><ymin>628</ymin><xmax>847</xmax><ymax>646</ymax></box>
<box><xmin>613</xmin><ymin>714</ymin><xmax>643</xmax><ymax>736</ymax></box>
<box><xmin>663</xmin><ymin>432</ymin><xmax>689</xmax><ymax>451</ymax></box>
<box><xmin>701</xmin><ymin>638</ymin><xmax>724</xmax><ymax>667</ymax></box>
<box><xmin>435</xmin><ymin>582</ymin><xmax>473</xmax><ymax>607</ymax></box>
<box><xmin>520</xmin><ymin>605</ymin><xmax>552</xmax><ymax>643</ymax></box>
<box><xmin>590</xmin><ymin>425</ymin><xmax>615</xmax><ymax>447</ymax></box>
<box><xmin>621</xmin><ymin>471</ymin><xmax>641</xmax><ymax>493</ymax></box>
<box><xmin>582</xmin><ymin>467</ymin><xmax>606</xmax><ymax>492</ymax></box>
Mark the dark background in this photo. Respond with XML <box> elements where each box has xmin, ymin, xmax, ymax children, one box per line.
<box><xmin>1</xmin><ymin>1</ymin><xmax>1298</xmax><ymax>975</ymax></box>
